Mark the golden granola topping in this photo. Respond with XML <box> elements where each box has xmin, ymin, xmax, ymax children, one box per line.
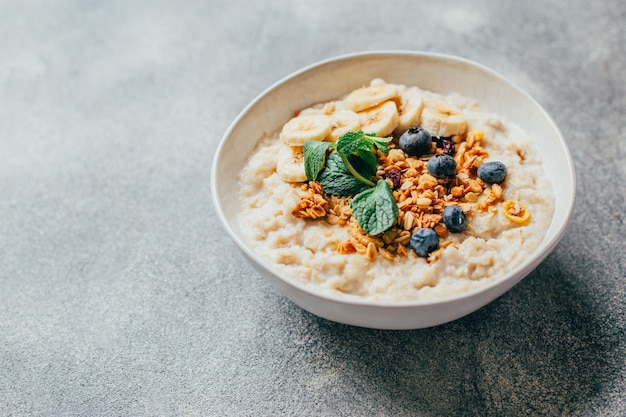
<box><xmin>293</xmin><ymin>128</ymin><xmax>530</xmax><ymax>261</ymax></box>
<box><xmin>503</xmin><ymin>200</ymin><xmax>531</xmax><ymax>224</ymax></box>
<box><xmin>292</xmin><ymin>181</ymin><xmax>330</xmax><ymax>220</ymax></box>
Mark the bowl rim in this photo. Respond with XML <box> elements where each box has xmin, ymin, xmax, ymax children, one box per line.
<box><xmin>211</xmin><ymin>50</ymin><xmax>576</xmax><ymax>308</ymax></box>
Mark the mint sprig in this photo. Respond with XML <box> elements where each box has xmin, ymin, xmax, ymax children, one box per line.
<box><xmin>304</xmin><ymin>131</ymin><xmax>390</xmax><ymax>185</ymax></box>
<box><xmin>302</xmin><ymin>131</ymin><xmax>398</xmax><ymax>235</ymax></box>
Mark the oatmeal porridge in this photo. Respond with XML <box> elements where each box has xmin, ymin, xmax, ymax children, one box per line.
<box><xmin>237</xmin><ymin>79</ymin><xmax>555</xmax><ymax>302</ymax></box>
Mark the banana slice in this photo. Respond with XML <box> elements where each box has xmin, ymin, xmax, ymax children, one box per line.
<box><xmin>420</xmin><ymin>101</ymin><xmax>467</xmax><ymax>137</ymax></box>
<box><xmin>358</xmin><ymin>100</ymin><xmax>399</xmax><ymax>137</ymax></box>
<box><xmin>276</xmin><ymin>145</ymin><xmax>307</xmax><ymax>183</ymax></box>
<box><xmin>328</xmin><ymin>110</ymin><xmax>361</xmax><ymax>142</ymax></box>
<box><xmin>279</xmin><ymin>114</ymin><xmax>331</xmax><ymax>146</ymax></box>
<box><xmin>344</xmin><ymin>83</ymin><xmax>399</xmax><ymax>112</ymax></box>
<box><xmin>394</xmin><ymin>87</ymin><xmax>424</xmax><ymax>135</ymax></box>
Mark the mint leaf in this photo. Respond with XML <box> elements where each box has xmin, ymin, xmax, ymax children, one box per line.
<box><xmin>304</xmin><ymin>140</ymin><xmax>333</xmax><ymax>181</ymax></box>
<box><xmin>318</xmin><ymin>151</ymin><xmax>370</xmax><ymax>196</ymax></box>
<box><xmin>370</xmin><ymin>136</ymin><xmax>392</xmax><ymax>153</ymax></box>
<box><xmin>338</xmin><ymin>153</ymin><xmax>375</xmax><ymax>187</ymax></box>
<box><xmin>347</xmin><ymin>153</ymin><xmax>377</xmax><ymax>180</ymax></box>
<box><xmin>335</xmin><ymin>131</ymin><xmax>388</xmax><ymax>185</ymax></box>
<box><xmin>336</xmin><ymin>131</ymin><xmax>373</xmax><ymax>157</ymax></box>
<box><xmin>350</xmin><ymin>179</ymin><xmax>398</xmax><ymax>235</ymax></box>
<box><xmin>354</xmin><ymin>151</ymin><xmax>378</xmax><ymax>177</ymax></box>
<box><xmin>338</xmin><ymin>131</ymin><xmax>392</xmax><ymax>154</ymax></box>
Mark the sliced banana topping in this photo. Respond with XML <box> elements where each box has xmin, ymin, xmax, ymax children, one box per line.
<box><xmin>344</xmin><ymin>83</ymin><xmax>399</xmax><ymax>112</ymax></box>
<box><xmin>420</xmin><ymin>101</ymin><xmax>467</xmax><ymax>137</ymax></box>
<box><xmin>394</xmin><ymin>87</ymin><xmax>424</xmax><ymax>135</ymax></box>
<box><xmin>276</xmin><ymin>145</ymin><xmax>307</xmax><ymax>183</ymax></box>
<box><xmin>279</xmin><ymin>114</ymin><xmax>331</xmax><ymax>146</ymax></box>
<box><xmin>328</xmin><ymin>110</ymin><xmax>361</xmax><ymax>142</ymax></box>
<box><xmin>358</xmin><ymin>100</ymin><xmax>399</xmax><ymax>137</ymax></box>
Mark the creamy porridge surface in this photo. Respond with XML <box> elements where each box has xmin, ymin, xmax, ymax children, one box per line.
<box><xmin>237</xmin><ymin>80</ymin><xmax>555</xmax><ymax>302</ymax></box>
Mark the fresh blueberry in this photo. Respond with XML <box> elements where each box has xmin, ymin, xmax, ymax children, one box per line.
<box><xmin>442</xmin><ymin>205</ymin><xmax>467</xmax><ymax>233</ymax></box>
<box><xmin>477</xmin><ymin>161</ymin><xmax>507</xmax><ymax>184</ymax></box>
<box><xmin>409</xmin><ymin>228</ymin><xmax>439</xmax><ymax>258</ymax></box>
<box><xmin>427</xmin><ymin>154</ymin><xmax>456</xmax><ymax>178</ymax></box>
<box><xmin>399</xmin><ymin>127</ymin><xmax>432</xmax><ymax>157</ymax></box>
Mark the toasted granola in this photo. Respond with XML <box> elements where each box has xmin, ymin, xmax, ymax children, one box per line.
<box><xmin>293</xmin><ymin>129</ymin><xmax>512</xmax><ymax>262</ymax></box>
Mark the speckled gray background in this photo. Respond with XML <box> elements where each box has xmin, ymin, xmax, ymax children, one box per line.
<box><xmin>1</xmin><ymin>0</ymin><xmax>624</xmax><ymax>416</ymax></box>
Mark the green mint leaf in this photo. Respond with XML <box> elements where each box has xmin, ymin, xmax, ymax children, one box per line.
<box><xmin>318</xmin><ymin>151</ymin><xmax>370</xmax><ymax>196</ymax></box>
<box><xmin>339</xmin><ymin>153</ymin><xmax>376</xmax><ymax>187</ymax></box>
<box><xmin>304</xmin><ymin>140</ymin><xmax>334</xmax><ymax>181</ymax></box>
<box><xmin>350</xmin><ymin>152</ymin><xmax>377</xmax><ymax>180</ymax></box>
<box><xmin>338</xmin><ymin>131</ymin><xmax>392</xmax><ymax>154</ymax></box>
<box><xmin>336</xmin><ymin>131</ymin><xmax>372</xmax><ymax>157</ymax></box>
<box><xmin>371</xmin><ymin>136</ymin><xmax>392</xmax><ymax>153</ymax></box>
<box><xmin>350</xmin><ymin>179</ymin><xmax>399</xmax><ymax>235</ymax></box>
<box><xmin>335</xmin><ymin>130</ymin><xmax>387</xmax><ymax>185</ymax></box>
<box><xmin>351</xmin><ymin>152</ymin><xmax>378</xmax><ymax>178</ymax></box>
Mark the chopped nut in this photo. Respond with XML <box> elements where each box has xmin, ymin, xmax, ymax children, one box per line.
<box><xmin>337</xmin><ymin>240</ymin><xmax>357</xmax><ymax>254</ymax></box>
<box><xmin>418</xmin><ymin>174</ymin><xmax>438</xmax><ymax>188</ymax></box>
<box><xmin>394</xmin><ymin>230</ymin><xmax>411</xmax><ymax>245</ymax></box>
<box><xmin>451</xmin><ymin>186</ymin><xmax>464</xmax><ymax>197</ymax></box>
<box><xmin>415</xmin><ymin>197</ymin><xmax>432</xmax><ymax>208</ymax></box>
<box><xmin>403</xmin><ymin>212</ymin><xmax>415</xmax><ymax>230</ymax></box>
<box><xmin>434</xmin><ymin>223</ymin><xmax>449</xmax><ymax>238</ymax></box>
<box><xmin>400</xmin><ymin>180</ymin><xmax>414</xmax><ymax>190</ymax></box>
<box><xmin>366</xmin><ymin>242</ymin><xmax>377</xmax><ymax>261</ymax></box>
<box><xmin>354</xmin><ymin>242</ymin><xmax>367</xmax><ymax>254</ymax></box>
<box><xmin>326</xmin><ymin>214</ymin><xmax>339</xmax><ymax>225</ymax></box>
<box><xmin>466</xmin><ymin>179</ymin><xmax>483</xmax><ymax>194</ymax></box>
<box><xmin>388</xmin><ymin>149</ymin><xmax>405</xmax><ymax>162</ymax></box>
<box><xmin>492</xmin><ymin>183</ymin><xmax>503</xmax><ymax>199</ymax></box>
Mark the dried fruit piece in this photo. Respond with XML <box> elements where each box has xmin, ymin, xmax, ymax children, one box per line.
<box><xmin>503</xmin><ymin>200</ymin><xmax>531</xmax><ymax>224</ymax></box>
<box><xmin>384</xmin><ymin>168</ymin><xmax>402</xmax><ymax>189</ymax></box>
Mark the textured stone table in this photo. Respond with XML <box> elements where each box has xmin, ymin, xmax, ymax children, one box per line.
<box><xmin>1</xmin><ymin>1</ymin><xmax>624</xmax><ymax>415</ymax></box>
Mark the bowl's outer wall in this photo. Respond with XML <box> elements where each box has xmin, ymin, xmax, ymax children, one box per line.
<box><xmin>212</xmin><ymin>52</ymin><xmax>575</xmax><ymax>329</ymax></box>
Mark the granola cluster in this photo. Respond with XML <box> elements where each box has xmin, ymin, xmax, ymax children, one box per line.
<box><xmin>293</xmin><ymin>129</ymin><xmax>514</xmax><ymax>261</ymax></box>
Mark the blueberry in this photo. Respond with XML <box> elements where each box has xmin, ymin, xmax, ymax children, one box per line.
<box><xmin>442</xmin><ymin>205</ymin><xmax>467</xmax><ymax>233</ymax></box>
<box><xmin>409</xmin><ymin>228</ymin><xmax>439</xmax><ymax>258</ymax></box>
<box><xmin>427</xmin><ymin>154</ymin><xmax>456</xmax><ymax>178</ymax></box>
<box><xmin>399</xmin><ymin>127</ymin><xmax>432</xmax><ymax>157</ymax></box>
<box><xmin>477</xmin><ymin>161</ymin><xmax>507</xmax><ymax>184</ymax></box>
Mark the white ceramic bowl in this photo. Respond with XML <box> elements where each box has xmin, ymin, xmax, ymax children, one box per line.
<box><xmin>211</xmin><ymin>51</ymin><xmax>575</xmax><ymax>330</ymax></box>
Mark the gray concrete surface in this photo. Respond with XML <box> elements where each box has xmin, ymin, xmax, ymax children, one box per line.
<box><xmin>1</xmin><ymin>0</ymin><xmax>625</xmax><ymax>415</ymax></box>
